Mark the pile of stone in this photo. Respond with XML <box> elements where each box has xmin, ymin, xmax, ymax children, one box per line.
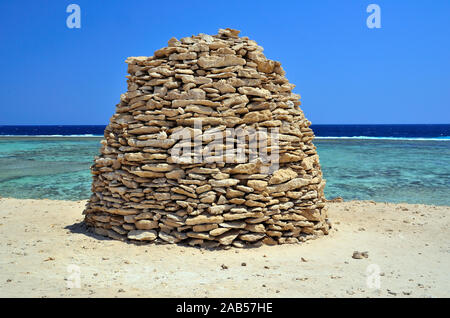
<box><xmin>83</xmin><ymin>28</ymin><xmax>330</xmax><ymax>248</ymax></box>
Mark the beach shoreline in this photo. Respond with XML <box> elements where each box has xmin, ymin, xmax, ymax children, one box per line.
<box><xmin>0</xmin><ymin>197</ymin><xmax>448</xmax><ymax>298</ymax></box>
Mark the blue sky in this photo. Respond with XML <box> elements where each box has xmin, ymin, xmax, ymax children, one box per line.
<box><xmin>0</xmin><ymin>0</ymin><xmax>449</xmax><ymax>125</ymax></box>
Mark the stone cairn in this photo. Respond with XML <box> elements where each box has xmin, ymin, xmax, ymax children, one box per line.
<box><xmin>83</xmin><ymin>28</ymin><xmax>330</xmax><ymax>248</ymax></box>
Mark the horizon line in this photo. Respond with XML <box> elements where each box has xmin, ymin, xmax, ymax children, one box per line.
<box><xmin>1</xmin><ymin>123</ymin><xmax>450</xmax><ymax>126</ymax></box>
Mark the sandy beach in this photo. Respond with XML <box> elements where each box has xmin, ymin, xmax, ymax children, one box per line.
<box><xmin>0</xmin><ymin>197</ymin><xmax>448</xmax><ymax>298</ymax></box>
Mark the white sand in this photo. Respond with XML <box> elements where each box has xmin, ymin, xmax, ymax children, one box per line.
<box><xmin>0</xmin><ymin>197</ymin><xmax>448</xmax><ymax>297</ymax></box>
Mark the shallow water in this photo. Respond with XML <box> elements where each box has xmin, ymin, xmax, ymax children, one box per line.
<box><xmin>0</xmin><ymin>137</ymin><xmax>448</xmax><ymax>205</ymax></box>
<box><xmin>315</xmin><ymin>139</ymin><xmax>450</xmax><ymax>206</ymax></box>
<box><xmin>0</xmin><ymin>137</ymin><xmax>100</xmax><ymax>201</ymax></box>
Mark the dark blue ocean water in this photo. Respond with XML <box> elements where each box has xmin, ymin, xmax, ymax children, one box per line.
<box><xmin>0</xmin><ymin>125</ymin><xmax>449</xmax><ymax>205</ymax></box>
<box><xmin>0</xmin><ymin>125</ymin><xmax>106</xmax><ymax>136</ymax></box>
<box><xmin>1</xmin><ymin>124</ymin><xmax>449</xmax><ymax>139</ymax></box>
<box><xmin>312</xmin><ymin>124</ymin><xmax>450</xmax><ymax>140</ymax></box>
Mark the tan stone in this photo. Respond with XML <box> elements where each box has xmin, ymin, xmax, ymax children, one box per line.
<box><xmin>302</xmin><ymin>155</ymin><xmax>319</xmax><ymax>170</ymax></box>
<box><xmin>158</xmin><ymin>231</ymin><xmax>180</xmax><ymax>244</ymax></box>
<box><xmin>129</xmin><ymin>170</ymin><xmax>165</xmax><ymax>178</ymax></box>
<box><xmin>217</xmin><ymin>230</ymin><xmax>240</xmax><ymax>245</ymax></box>
<box><xmin>247</xmin><ymin>180</ymin><xmax>268</xmax><ymax>192</ymax></box>
<box><xmin>193</xmin><ymin>224</ymin><xmax>218</xmax><ymax>232</ymax></box>
<box><xmin>135</xmin><ymin>220</ymin><xmax>158</xmax><ymax>230</ymax></box>
<box><xmin>279</xmin><ymin>153</ymin><xmax>303</xmax><ymax>163</ymax></box>
<box><xmin>185</xmin><ymin>215</ymin><xmax>224</xmax><ymax>226</ymax></box>
<box><xmin>212</xmin><ymin>80</ymin><xmax>236</xmax><ymax>94</ymax></box>
<box><xmin>238</xmin><ymin>87</ymin><xmax>271</xmax><ymax>99</ymax></box>
<box><xmin>209</xmin><ymin>179</ymin><xmax>239</xmax><ymax>187</ymax></box>
<box><xmin>198</xmin><ymin>55</ymin><xmax>246</xmax><ymax>68</ymax></box>
<box><xmin>262</xmin><ymin>237</ymin><xmax>278</xmax><ymax>245</ymax></box>
<box><xmin>196</xmin><ymin>184</ymin><xmax>212</xmax><ymax>194</ymax></box>
<box><xmin>239</xmin><ymin>233</ymin><xmax>265</xmax><ymax>242</ymax></box>
<box><xmin>209</xmin><ymin>228</ymin><xmax>230</xmax><ymax>236</ymax></box>
<box><xmin>242</xmin><ymin>110</ymin><xmax>272</xmax><ymax>124</ymax></box>
<box><xmin>166</xmin><ymin>169</ymin><xmax>185</xmax><ymax>179</ymax></box>
<box><xmin>223</xmin><ymin>212</ymin><xmax>264</xmax><ymax>221</ymax></box>
<box><xmin>230</xmin><ymin>161</ymin><xmax>262</xmax><ymax>174</ymax></box>
<box><xmin>245</xmin><ymin>223</ymin><xmax>265</xmax><ymax>233</ymax></box>
<box><xmin>219</xmin><ymin>221</ymin><xmax>246</xmax><ymax>229</ymax></box>
<box><xmin>186</xmin><ymin>232</ymin><xmax>213</xmax><ymax>240</ymax></box>
<box><xmin>142</xmin><ymin>164</ymin><xmax>175</xmax><ymax>172</ymax></box>
<box><xmin>267</xmin><ymin>178</ymin><xmax>310</xmax><ymax>193</ymax></box>
<box><xmin>269</xmin><ymin>168</ymin><xmax>298</xmax><ymax>185</ymax></box>
<box><xmin>127</xmin><ymin>230</ymin><xmax>157</xmax><ymax>241</ymax></box>
<box><xmin>208</xmin><ymin>205</ymin><xmax>227</xmax><ymax>215</ymax></box>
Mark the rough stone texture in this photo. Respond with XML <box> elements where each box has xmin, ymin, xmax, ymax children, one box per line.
<box><xmin>83</xmin><ymin>28</ymin><xmax>330</xmax><ymax>248</ymax></box>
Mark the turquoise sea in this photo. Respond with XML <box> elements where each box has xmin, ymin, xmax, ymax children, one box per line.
<box><xmin>0</xmin><ymin>135</ymin><xmax>449</xmax><ymax>206</ymax></box>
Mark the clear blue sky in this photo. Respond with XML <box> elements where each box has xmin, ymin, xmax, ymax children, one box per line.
<box><xmin>0</xmin><ymin>0</ymin><xmax>449</xmax><ymax>125</ymax></box>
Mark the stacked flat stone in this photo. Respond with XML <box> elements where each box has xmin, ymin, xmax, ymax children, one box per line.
<box><xmin>83</xmin><ymin>28</ymin><xmax>330</xmax><ymax>248</ymax></box>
